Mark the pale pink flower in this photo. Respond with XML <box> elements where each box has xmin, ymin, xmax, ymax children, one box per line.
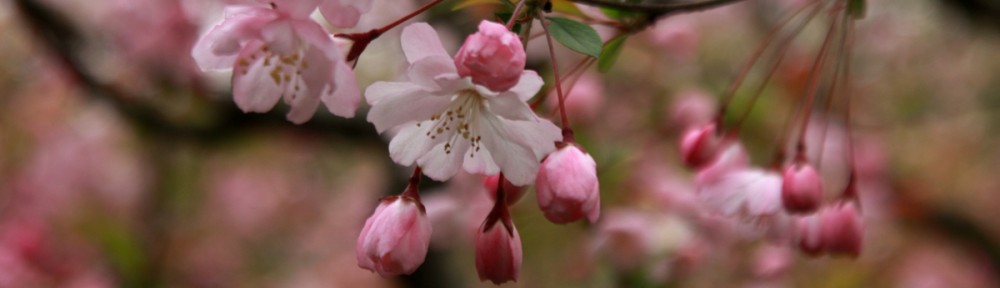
<box><xmin>356</xmin><ymin>195</ymin><xmax>432</xmax><ymax>277</ymax></box>
<box><xmin>546</xmin><ymin>73</ymin><xmax>605</xmax><ymax>122</ymax></box>
<box><xmin>781</xmin><ymin>161</ymin><xmax>824</xmax><ymax>214</ymax></box>
<box><xmin>365</xmin><ymin>23</ymin><xmax>561</xmax><ymax>186</ymax></box>
<box><xmin>475</xmin><ymin>214</ymin><xmax>522</xmax><ymax>284</ymax></box>
<box><xmin>320</xmin><ymin>0</ymin><xmax>373</xmax><ymax>28</ymax></box>
<box><xmin>192</xmin><ymin>2</ymin><xmax>360</xmax><ymax>123</ymax></box>
<box><xmin>697</xmin><ymin>168</ymin><xmax>792</xmax><ymax>239</ymax></box>
<box><xmin>694</xmin><ymin>142</ymin><xmax>750</xmax><ymax>186</ymax></box>
<box><xmin>453</xmin><ymin>20</ymin><xmax>527</xmax><ymax>92</ymax></box>
<box><xmin>667</xmin><ymin>89</ymin><xmax>715</xmax><ymax>130</ymax></box>
<box><xmin>535</xmin><ymin>144</ymin><xmax>601</xmax><ymax>224</ymax></box>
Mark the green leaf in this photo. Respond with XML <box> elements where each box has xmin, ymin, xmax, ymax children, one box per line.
<box><xmin>546</xmin><ymin>17</ymin><xmax>602</xmax><ymax>57</ymax></box>
<box><xmin>598</xmin><ymin>35</ymin><xmax>627</xmax><ymax>73</ymax></box>
<box><xmin>551</xmin><ymin>0</ymin><xmax>584</xmax><ymax>17</ymax></box>
<box><xmin>452</xmin><ymin>0</ymin><xmax>502</xmax><ymax>11</ymax></box>
<box><xmin>847</xmin><ymin>0</ymin><xmax>866</xmax><ymax>19</ymax></box>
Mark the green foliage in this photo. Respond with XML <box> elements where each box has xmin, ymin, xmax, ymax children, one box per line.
<box><xmin>598</xmin><ymin>35</ymin><xmax>627</xmax><ymax>73</ymax></box>
<box><xmin>546</xmin><ymin>17</ymin><xmax>603</xmax><ymax>57</ymax></box>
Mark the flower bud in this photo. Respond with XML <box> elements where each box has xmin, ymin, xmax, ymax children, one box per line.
<box><xmin>475</xmin><ymin>216</ymin><xmax>523</xmax><ymax>285</ymax></box>
<box><xmin>781</xmin><ymin>161</ymin><xmax>824</xmax><ymax>214</ymax></box>
<box><xmin>536</xmin><ymin>144</ymin><xmax>601</xmax><ymax>224</ymax></box>
<box><xmin>484</xmin><ymin>175</ymin><xmax>525</xmax><ymax>206</ymax></box>
<box><xmin>454</xmin><ymin>20</ymin><xmax>526</xmax><ymax>92</ymax></box>
<box><xmin>795</xmin><ymin>213</ymin><xmax>824</xmax><ymax>256</ymax></box>
<box><xmin>820</xmin><ymin>202</ymin><xmax>863</xmax><ymax>257</ymax></box>
<box><xmin>680</xmin><ymin>124</ymin><xmax>726</xmax><ymax>169</ymax></box>
<box><xmin>356</xmin><ymin>195</ymin><xmax>432</xmax><ymax>277</ymax></box>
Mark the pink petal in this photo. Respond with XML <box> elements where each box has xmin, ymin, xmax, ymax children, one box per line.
<box><xmin>231</xmin><ymin>41</ymin><xmax>283</xmax><ymax>113</ymax></box>
<box><xmin>407</xmin><ymin>56</ymin><xmax>459</xmax><ymax>91</ymax></box>
<box><xmin>320</xmin><ymin>0</ymin><xmax>372</xmax><ymax>28</ymax></box>
<box><xmin>324</xmin><ymin>61</ymin><xmax>361</xmax><ymax>117</ymax></box>
<box><xmin>505</xmin><ymin>70</ymin><xmax>544</xmax><ymax>101</ymax></box>
<box><xmin>400</xmin><ymin>23</ymin><xmax>450</xmax><ymax>64</ymax></box>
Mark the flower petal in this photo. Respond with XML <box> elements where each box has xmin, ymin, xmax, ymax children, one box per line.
<box><xmin>407</xmin><ymin>55</ymin><xmax>459</xmax><ymax>91</ymax></box>
<box><xmin>388</xmin><ymin>123</ymin><xmax>440</xmax><ymax>166</ymax></box>
<box><xmin>487</xmin><ymin>94</ymin><xmax>536</xmax><ymax>121</ymax></box>
<box><xmin>418</xmin><ymin>137</ymin><xmax>470</xmax><ymax>182</ymax></box>
<box><xmin>505</xmin><ymin>70</ymin><xmax>543</xmax><ymax>101</ymax></box>
<box><xmin>320</xmin><ymin>0</ymin><xmax>372</xmax><ymax>28</ymax></box>
<box><xmin>191</xmin><ymin>6</ymin><xmax>276</xmax><ymax>71</ymax></box>
<box><xmin>365</xmin><ymin>83</ymin><xmax>451</xmax><ymax>133</ymax></box>
<box><xmin>324</xmin><ymin>60</ymin><xmax>361</xmax><ymax>117</ymax></box>
<box><xmin>401</xmin><ymin>23</ymin><xmax>450</xmax><ymax>64</ymax></box>
<box><xmin>477</xmin><ymin>116</ymin><xmax>549</xmax><ymax>186</ymax></box>
<box><xmin>231</xmin><ymin>41</ymin><xmax>283</xmax><ymax>113</ymax></box>
<box><xmin>365</xmin><ymin>81</ymin><xmax>425</xmax><ymax>105</ymax></box>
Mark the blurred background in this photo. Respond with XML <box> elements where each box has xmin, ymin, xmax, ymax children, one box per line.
<box><xmin>1</xmin><ymin>0</ymin><xmax>999</xmax><ymax>287</ymax></box>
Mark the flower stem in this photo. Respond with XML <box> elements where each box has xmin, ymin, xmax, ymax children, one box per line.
<box><xmin>539</xmin><ymin>16</ymin><xmax>572</xmax><ymax>135</ymax></box>
<box><xmin>794</xmin><ymin>11</ymin><xmax>841</xmax><ymax>160</ymax></box>
<box><xmin>401</xmin><ymin>167</ymin><xmax>423</xmax><ymax>202</ymax></box>
<box><xmin>336</xmin><ymin>0</ymin><xmax>445</xmax><ymax>63</ymax></box>
<box><xmin>507</xmin><ymin>0</ymin><xmax>528</xmax><ymax>30</ymax></box>
<box><xmin>716</xmin><ymin>0</ymin><xmax>821</xmax><ymax>132</ymax></box>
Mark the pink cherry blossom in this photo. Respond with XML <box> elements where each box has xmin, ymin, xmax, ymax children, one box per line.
<box><xmin>696</xmin><ymin>168</ymin><xmax>793</xmax><ymax>240</ymax></box>
<box><xmin>453</xmin><ymin>20</ymin><xmax>527</xmax><ymax>92</ymax></box>
<box><xmin>192</xmin><ymin>3</ymin><xmax>360</xmax><ymax>124</ymax></box>
<box><xmin>781</xmin><ymin>161</ymin><xmax>824</xmax><ymax>214</ymax></box>
<box><xmin>535</xmin><ymin>144</ymin><xmax>601</xmax><ymax>224</ymax></box>
<box><xmin>356</xmin><ymin>195</ymin><xmax>432</xmax><ymax>277</ymax></box>
<box><xmin>365</xmin><ymin>23</ymin><xmax>561</xmax><ymax>186</ymax></box>
<box><xmin>320</xmin><ymin>0</ymin><xmax>373</xmax><ymax>28</ymax></box>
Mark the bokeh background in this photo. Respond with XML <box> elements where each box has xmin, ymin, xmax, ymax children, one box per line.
<box><xmin>1</xmin><ymin>0</ymin><xmax>999</xmax><ymax>287</ymax></box>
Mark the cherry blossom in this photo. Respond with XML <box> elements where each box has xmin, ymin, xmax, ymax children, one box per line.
<box><xmin>192</xmin><ymin>1</ymin><xmax>360</xmax><ymax>123</ymax></box>
<box><xmin>365</xmin><ymin>22</ymin><xmax>561</xmax><ymax>186</ymax></box>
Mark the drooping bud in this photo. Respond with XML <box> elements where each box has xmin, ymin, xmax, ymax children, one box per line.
<box><xmin>454</xmin><ymin>20</ymin><xmax>526</xmax><ymax>92</ymax></box>
<box><xmin>475</xmin><ymin>188</ymin><xmax>522</xmax><ymax>284</ymax></box>
<box><xmin>680</xmin><ymin>124</ymin><xmax>727</xmax><ymax>169</ymax></box>
<box><xmin>484</xmin><ymin>175</ymin><xmax>525</xmax><ymax>206</ymax></box>
<box><xmin>535</xmin><ymin>144</ymin><xmax>601</xmax><ymax>224</ymax></box>
<box><xmin>781</xmin><ymin>161</ymin><xmax>824</xmax><ymax>214</ymax></box>
<box><xmin>795</xmin><ymin>213</ymin><xmax>824</xmax><ymax>256</ymax></box>
<box><xmin>356</xmin><ymin>194</ymin><xmax>432</xmax><ymax>277</ymax></box>
<box><xmin>820</xmin><ymin>202</ymin><xmax>863</xmax><ymax>257</ymax></box>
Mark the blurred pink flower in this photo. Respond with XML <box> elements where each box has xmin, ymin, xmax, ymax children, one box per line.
<box><xmin>192</xmin><ymin>3</ymin><xmax>360</xmax><ymax>123</ymax></box>
<box><xmin>454</xmin><ymin>20</ymin><xmax>526</xmax><ymax>92</ymax></box>
<box><xmin>365</xmin><ymin>22</ymin><xmax>561</xmax><ymax>186</ymax></box>
<box><xmin>546</xmin><ymin>73</ymin><xmax>605</xmax><ymax>123</ymax></box>
<box><xmin>536</xmin><ymin>144</ymin><xmax>601</xmax><ymax>224</ymax></box>
<box><xmin>667</xmin><ymin>89</ymin><xmax>715</xmax><ymax>130</ymax></box>
<box><xmin>320</xmin><ymin>0</ymin><xmax>373</xmax><ymax>28</ymax></box>
<box><xmin>356</xmin><ymin>195</ymin><xmax>432</xmax><ymax>277</ymax></box>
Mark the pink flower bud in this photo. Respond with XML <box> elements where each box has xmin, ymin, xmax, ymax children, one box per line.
<box><xmin>680</xmin><ymin>124</ymin><xmax>726</xmax><ymax>169</ymax></box>
<box><xmin>820</xmin><ymin>202</ymin><xmax>863</xmax><ymax>257</ymax></box>
<box><xmin>475</xmin><ymin>216</ymin><xmax>523</xmax><ymax>285</ymax></box>
<box><xmin>536</xmin><ymin>144</ymin><xmax>601</xmax><ymax>224</ymax></box>
<box><xmin>484</xmin><ymin>175</ymin><xmax>525</xmax><ymax>206</ymax></box>
<box><xmin>454</xmin><ymin>20</ymin><xmax>526</xmax><ymax>92</ymax></box>
<box><xmin>781</xmin><ymin>162</ymin><xmax>824</xmax><ymax>214</ymax></box>
<box><xmin>795</xmin><ymin>213</ymin><xmax>824</xmax><ymax>256</ymax></box>
<box><xmin>356</xmin><ymin>195</ymin><xmax>432</xmax><ymax>277</ymax></box>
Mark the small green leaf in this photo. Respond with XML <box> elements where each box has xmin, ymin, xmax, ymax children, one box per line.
<box><xmin>546</xmin><ymin>17</ymin><xmax>602</xmax><ymax>57</ymax></box>
<box><xmin>452</xmin><ymin>0</ymin><xmax>502</xmax><ymax>11</ymax></box>
<box><xmin>847</xmin><ymin>0</ymin><xmax>866</xmax><ymax>19</ymax></box>
<box><xmin>598</xmin><ymin>35</ymin><xmax>627</xmax><ymax>73</ymax></box>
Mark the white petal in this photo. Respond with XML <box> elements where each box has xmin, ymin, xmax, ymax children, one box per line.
<box><xmin>501</xmin><ymin>118</ymin><xmax>562</xmax><ymax>159</ymax></box>
<box><xmin>407</xmin><ymin>56</ymin><xmax>458</xmax><ymax>91</ymax></box>
<box><xmin>400</xmin><ymin>23</ymin><xmax>450</xmax><ymax>64</ymax></box>
<box><xmin>324</xmin><ymin>60</ymin><xmax>361</xmax><ymax>118</ymax></box>
<box><xmin>477</xmin><ymin>116</ymin><xmax>543</xmax><ymax>186</ymax></box>
<box><xmin>417</xmin><ymin>136</ymin><xmax>470</xmax><ymax>182</ymax></box>
<box><xmin>365</xmin><ymin>82</ymin><xmax>425</xmax><ymax>105</ymax></box>
<box><xmin>388</xmin><ymin>123</ymin><xmax>439</xmax><ymax>166</ymax></box>
<box><xmin>507</xmin><ymin>70</ymin><xmax>544</xmax><ymax>101</ymax></box>
<box><xmin>487</xmin><ymin>94</ymin><xmax>536</xmax><ymax>121</ymax></box>
<box><xmin>365</xmin><ymin>85</ymin><xmax>451</xmax><ymax>133</ymax></box>
<box><xmin>463</xmin><ymin>146</ymin><xmax>500</xmax><ymax>176</ymax></box>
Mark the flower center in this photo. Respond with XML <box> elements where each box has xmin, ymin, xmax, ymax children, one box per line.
<box><xmin>420</xmin><ymin>89</ymin><xmax>486</xmax><ymax>157</ymax></box>
<box><xmin>236</xmin><ymin>43</ymin><xmax>310</xmax><ymax>99</ymax></box>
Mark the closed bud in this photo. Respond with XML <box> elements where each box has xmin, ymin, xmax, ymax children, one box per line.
<box><xmin>356</xmin><ymin>195</ymin><xmax>432</xmax><ymax>277</ymax></box>
<box><xmin>680</xmin><ymin>124</ymin><xmax>726</xmax><ymax>169</ymax></box>
<box><xmin>536</xmin><ymin>144</ymin><xmax>601</xmax><ymax>224</ymax></box>
<box><xmin>454</xmin><ymin>20</ymin><xmax>526</xmax><ymax>92</ymax></box>
<box><xmin>795</xmin><ymin>213</ymin><xmax>824</xmax><ymax>256</ymax></box>
<box><xmin>781</xmin><ymin>161</ymin><xmax>824</xmax><ymax>214</ymax></box>
<box><xmin>475</xmin><ymin>205</ymin><xmax>522</xmax><ymax>284</ymax></box>
<box><xmin>820</xmin><ymin>202</ymin><xmax>863</xmax><ymax>257</ymax></box>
